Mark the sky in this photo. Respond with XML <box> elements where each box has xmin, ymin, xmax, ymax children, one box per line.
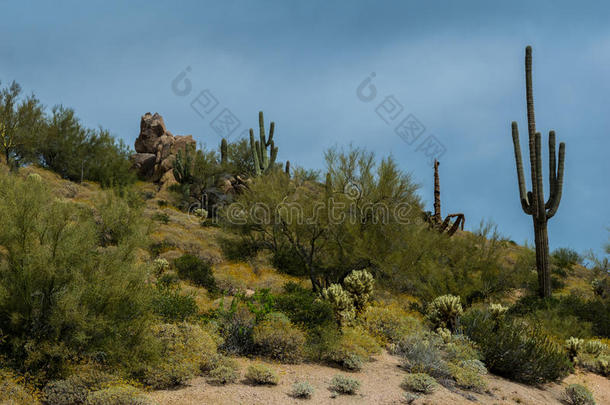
<box><xmin>1</xmin><ymin>0</ymin><xmax>608</xmax><ymax>257</ymax></box>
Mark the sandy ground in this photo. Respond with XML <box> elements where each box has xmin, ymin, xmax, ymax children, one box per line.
<box><xmin>148</xmin><ymin>352</ymin><xmax>610</xmax><ymax>405</ymax></box>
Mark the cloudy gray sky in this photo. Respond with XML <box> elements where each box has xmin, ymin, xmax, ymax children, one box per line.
<box><xmin>1</xmin><ymin>0</ymin><xmax>608</xmax><ymax>256</ymax></box>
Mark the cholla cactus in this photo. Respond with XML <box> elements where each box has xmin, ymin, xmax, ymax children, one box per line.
<box><xmin>153</xmin><ymin>258</ymin><xmax>170</xmax><ymax>275</ymax></box>
<box><xmin>321</xmin><ymin>284</ymin><xmax>355</xmax><ymax>326</ymax></box>
<box><xmin>489</xmin><ymin>303</ymin><xmax>509</xmax><ymax>320</ymax></box>
<box><xmin>27</xmin><ymin>173</ymin><xmax>42</xmax><ymax>182</ymax></box>
<box><xmin>436</xmin><ymin>327</ymin><xmax>452</xmax><ymax>343</ymax></box>
<box><xmin>565</xmin><ymin>337</ymin><xmax>584</xmax><ymax>360</ymax></box>
<box><xmin>193</xmin><ymin>208</ymin><xmax>208</xmax><ymax>218</ymax></box>
<box><xmin>582</xmin><ymin>340</ymin><xmax>607</xmax><ymax>356</ymax></box>
<box><xmin>343</xmin><ymin>270</ymin><xmax>374</xmax><ymax>312</ymax></box>
<box><xmin>596</xmin><ymin>357</ymin><xmax>610</xmax><ymax>376</ymax></box>
<box><xmin>426</xmin><ymin>294</ymin><xmax>463</xmax><ymax>331</ymax></box>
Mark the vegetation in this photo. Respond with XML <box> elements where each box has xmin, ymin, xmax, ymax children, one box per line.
<box><xmin>244</xmin><ymin>363</ymin><xmax>279</xmax><ymax>385</ymax></box>
<box><xmin>329</xmin><ymin>374</ymin><xmax>360</xmax><ymax>395</ymax></box>
<box><xmin>290</xmin><ymin>380</ymin><xmax>314</xmax><ymax>399</ymax></box>
<box><xmin>401</xmin><ymin>373</ymin><xmax>438</xmax><ymax>394</ymax></box>
<box><xmin>564</xmin><ymin>384</ymin><xmax>596</xmax><ymax>405</ymax></box>
<box><xmin>511</xmin><ymin>46</ymin><xmax>566</xmax><ymax>298</ymax></box>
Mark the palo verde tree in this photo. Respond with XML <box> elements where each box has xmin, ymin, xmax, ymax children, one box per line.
<box><xmin>511</xmin><ymin>46</ymin><xmax>566</xmax><ymax>298</ymax></box>
<box><xmin>0</xmin><ymin>81</ymin><xmax>44</xmax><ymax>168</ymax></box>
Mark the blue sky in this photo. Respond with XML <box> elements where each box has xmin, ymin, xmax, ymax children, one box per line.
<box><xmin>1</xmin><ymin>0</ymin><xmax>608</xmax><ymax>256</ymax></box>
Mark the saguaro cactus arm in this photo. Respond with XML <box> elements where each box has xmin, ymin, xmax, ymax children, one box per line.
<box><xmin>511</xmin><ymin>122</ymin><xmax>533</xmax><ymax>214</ymax></box>
<box><xmin>546</xmin><ymin>138</ymin><xmax>565</xmax><ymax>219</ymax></box>
<box><xmin>249</xmin><ymin>111</ymin><xmax>279</xmax><ymax>175</ymax></box>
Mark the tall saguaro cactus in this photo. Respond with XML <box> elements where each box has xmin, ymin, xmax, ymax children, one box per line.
<box><xmin>511</xmin><ymin>46</ymin><xmax>566</xmax><ymax>298</ymax></box>
<box><xmin>249</xmin><ymin>111</ymin><xmax>278</xmax><ymax>176</ymax></box>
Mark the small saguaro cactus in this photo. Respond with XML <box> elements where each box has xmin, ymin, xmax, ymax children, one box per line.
<box><xmin>249</xmin><ymin>111</ymin><xmax>278</xmax><ymax>176</ymax></box>
<box><xmin>423</xmin><ymin>160</ymin><xmax>464</xmax><ymax>236</ymax></box>
<box><xmin>511</xmin><ymin>46</ymin><xmax>566</xmax><ymax>298</ymax></box>
<box><xmin>220</xmin><ymin>138</ymin><xmax>228</xmax><ymax>166</ymax></box>
<box><xmin>285</xmin><ymin>160</ymin><xmax>290</xmax><ymax>177</ymax></box>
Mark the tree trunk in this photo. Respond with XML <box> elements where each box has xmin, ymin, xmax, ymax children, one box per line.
<box><xmin>533</xmin><ymin>218</ymin><xmax>551</xmax><ymax>298</ymax></box>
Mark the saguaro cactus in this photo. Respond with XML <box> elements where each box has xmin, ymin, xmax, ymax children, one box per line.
<box><xmin>220</xmin><ymin>138</ymin><xmax>228</xmax><ymax>166</ymax></box>
<box><xmin>424</xmin><ymin>160</ymin><xmax>464</xmax><ymax>236</ymax></box>
<box><xmin>249</xmin><ymin>111</ymin><xmax>278</xmax><ymax>176</ymax></box>
<box><xmin>511</xmin><ymin>46</ymin><xmax>566</xmax><ymax>298</ymax></box>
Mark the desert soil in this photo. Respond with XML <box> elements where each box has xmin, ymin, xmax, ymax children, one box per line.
<box><xmin>148</xmin><ymin>351</ymin><xmax>610</xmax><ymax>405</ymax></box>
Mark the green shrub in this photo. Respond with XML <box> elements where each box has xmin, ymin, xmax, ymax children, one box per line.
<box><xmin>427</xmin><ymin>295</ymin><xmax>463</xmax><ymax>331</ymax></box>
<box><xmin>152</xmin><ymin>285</ymin><xmax>198</xmax><ymax>322</ymax></box>
<box><xmin>252</xmin><ymin>312</ymin><xmax>305</xmax><ymax>363</ymax></box>
<box><xmin>401</xmin><ymin>373</ymin><xmax>438</xmax><ymax>394</ymax></box>
<box><xmin>329</xmin><ymin>375</ymin><xmax>360</xmax><ymax>395</ymax></box>
<box><xmin>174</xmin><ymin>254</ymin><xmax>217</xmax><ymax>291</ymax></box>
<box><xmin>217</xmin><ymin>303</ymin><xmax>256</xmax><ymax>356</ymax></box>
<box><xmin>448</xmin><ymin>363</ymin><xmax>487</xmax><ymax>392</ymax></box>
<box><xmin>152</xmin><ymin>212</ymin><xmax>170</xmax><ymax>224</ymax></box>
<box><xmin>87</xmin><ymin>384</ymin><xmax>157</xmax><ymax>405</ymax></box>
<box><xmin>290</xmin><ymin>380</ymin><xmax>314</xmax><ymax>399</ymax></box>
<box><xmin>272</xmin><ymin>246</ymin><xmax>308</xmax><ymax>276</ymax></box>
<box><xmin>274</xmin><ymin>283</ymin><xmax>335</xmax><ymax>330</ymax></box>
<box><xmin>360</xmin><ymin>304</ymin><xmax>423</xmax><ymax>344</ymax></box>
<box><xmin>142</xmin><ymin>323</ymin><xmax>218</xmax><ymax>388</ymax></box>
<box><xmin>564</xmin><ymin>384</ymin><xmax>596</xmax><ymax>405</ymax></box>
<box><xmin>42</xmin><ymin>366</ymin><xmax>118</xmax><ymax>405</ymax></box>
<box><xmin>460</xmin><ymin>309</ymin><xmax>572</xmax><ymax>384</ymax></box>
<box><xmin>325</xmin><ymin>326</ymin><xmax>381</xmax><ymax>371</ymax></box>
<box><xmin>207</xmin><ymin>358</ymin><xmax>239</xmax><ymax>385</ymax></box>
<box><xmin>0</xmin><ymin>175</ymin><xmax>154</xmax><ymax>381</ymax></box>
<box><xmin>219</xmin><ymin>236</ymin><xmax>260</xmax><ymax>262</ymax></box>
<box><xmin>402</xmin><ymin>392</ymin><xmax>420</xmax><ymax>404</ymax></box>
<box><xmin>245</xmin><ymin>363</ymin><xmax>278</xmax><ymax>385</ymax></box>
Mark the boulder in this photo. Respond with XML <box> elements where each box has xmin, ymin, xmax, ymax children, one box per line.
<box><xmin>135</xmin><ymin>112</ymin><xmax>166</xmax><ymax>153</ymax></box>
<box><xmin>130</xmin><ymin>153</ymin><xmax>156</xmax><ymax>179</ymax></box>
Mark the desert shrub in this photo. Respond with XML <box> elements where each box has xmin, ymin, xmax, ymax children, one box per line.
<box><xmin>460</xmin><ymin>309</ymin><xmax>572</xmax><ymax>384</ymax></box>
<box><xmin>360</xmin><ymin>303</ymin><xmax>423</xmax><ymax>344</ymax></box>
<box><xmin>0</xmin><ymin>175</ymin><xmax>155</xmax><ymax>381</ymax></box>
<box><xmin>252</xmin><ymin>312</ymin><xmax>305</xmax><ymax>363</ymax></box>
<box><xmin>173</xmin><ymin>254</ymin><xmax>217</xmax><ymax>291</ymax></box>
<box><xmin>42</xmin><ymin>366</ymin><xmax>118</xmax><ymax>405</ymax></box>
<box><xmin>0</xmin><ymin>369</ymin><xmax>40</xmax><ymax>405</ymax></box>
<box><xmin>152</xmin><ymin>212</ymin><xmax>170</xmax><ymax>224</ymax></box>
<box><xmin>448</xmin><ymin>363</ymin><xmax>487</xmax><ymax>392</ymax></box>
<box><xmin>564</xmin><ymin>384</ymin><xmax>596</xmax><ymax>405</ymax></box>
<box><xmin>245</xmin><ymin>363</ymin><xmax>278</xmax><ymax>385</ymax></box>
<box><xmin>402</xmin><ymin>392</ymin><xmax>420</xmax><ymax>404</ymax></box>
<box><xmin>216</xmin><ymin>302</ymin><xmax>256</xmax><ymax>355</ymax></box>
<box><xmin>86</xmin><ymin>384</ymin><xmax>157</xmax><ymax>405</ymax></box>
<box><xmin>393</xmin><ymin>333</ymin><xmax>451</xmax><ymax>379</ymax></box>
<box><xmin>142</xmin><ymin>323</ymin><xmax>217</xmax><ymax>388</ymax></box>
<box><xmin>427</xmin><ymin>295</ymin><xmax>463</xmax><ymax>331</ymax></box>
<box><xmin>325</xmin><ymin>326</ymin><xmax>381</xmax><ymax>371</ymax></box>
<box><xmin>321</xmin><ymin>284</ymin><xmax>355</xmax><ymax>326</ymax></box>
<box><xmin>577</xmin><ymin>353</ymin><xmax>610</xmax><ymax>376</ymax></box>
<box><xmin>489</xmin><ymin>303</ymin><xmax>508</xmax><ymax>320</ymax></box>
<box><xmin>207</xmin><ymin>357</ymin><xmax>239</xmax><ymax>385</ymax></box>
<box><xmin>274</xmin><ymin>283</ymin><xmax>335</xmax><ymax>330</ymax></box>
<box><xmin>401</xmin><ymin>373</ymin><xmax>438</xmax><ymax>394</ymax></box>
<box><xmin>151</xmin><ymin>284</ymin><xmax>198</xmax><ymax>322</ymax></box>
<box><xmin>443</xmin><ymin>334</ymin><xmax>481</xmax><ymax>363</ymax></box>
<box><xmin>218</xmin><ymin>236</ymin><xmax>260</xmax><ymax>262</ymax></box>
<box><xmin>552</xmin><ymin>247</ymin><xmax>582</xmax><ymax>269</ymax></box>
<box><xmin>272</xmin><ymin>246</ymin><xmax>308</xmax><ymax>276</ymax></box>
<box><xmin>290</xmin><ymin>380</ymin><xmax>314</xmax><ymax>399</ymax></box>
<box><xmin>329</xmin><ymin>375</ymin><xmax>360</xmax><ymax>395</ymax></box>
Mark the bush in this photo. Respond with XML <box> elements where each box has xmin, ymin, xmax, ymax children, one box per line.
<box><xmin>174</xmin><ymin>254</ymin><xmax>217</xmax><ymax>291</ymax></box>
<box><xmin>321</xmin><ymin>284</ymin><xmax>355</xmax><ymax>326</ymax></box>
<box><xmin>448</xmin><ymin>363</ymin><xmax>487</xmax><ymax>392</ymax></box>
<box><xmin>142</xmin><ymin>323</ymin><xmax>218</xmax><ymax>389</ymax></box>
<box><xmin>427</xmin><ymin>295</ymin><xmax>463</xmax><ymax>331</ymax></box>
<box><xmin>245</xmin><ymin>363</ymin><xmax>278</xmax><ymax>385</ymax></box>
<box><xmin>325</xmin><ymin>326</ymin><xmax>381</xmax><ymax>371</ymax></box>
<box><xmin>274</xmin><ymin>283</ymin><xmax>335</xmax><ymax>330</ymax></box>
<box><xmin>0</xmin><ymin>175</ymin><xmax>154</xmax><ymax>381</ymax></box>
<box><xmin>207</xmin><ymin>358</ymin><xmax>239</xmax><ymax>385</ymax></box>
<box><xmin>393</xmin><ymin>333</ymin><xmax>451</xmax><ymax>379</ymax></box>
<box><xmin>42</xmin><ymin>366</ymin><xmax>119</xmax><ymax>405</ymax></box>
<box><xmin>360</xmin><ymin>303</ymin><xmax>423</xmax><ymax>344</ymax></box>
<box><xmin>217</xmin><ymin>302</ymin><xmax>256</xmax><ymax>356</ymax></box>
<box><xmin>329</xmin><ymin>375</ymin><xmax>360</xmax><ymax>395</ymax></box>
<box><xmin>252</xmin><ymin>312</ymin><xmax>305</xmax><ymax>363</ymax></box>
<box><xmin>87</xmin><ymin>384</ymin><xmax>157</xmax><ymax>405</ymax></box>
<box><xmin>402</xmin><ymin>392</ymin><xmax>420</xmax><ymax>404</ymax></box>
<box><xmin>460</xmin><ymin>309</ymin><xmax>572</xmax><ymax>384</ymax></box>
<box><xmin>582</xmin><ymin>340</ymin><xmax>607</xmax><ymax>356</ymax></box>
<box><xmin>564</xmin><ymin>384</ymin><xmax>596</xmax><ymax>405</ymax></box>
<box><xmin>152</xmin><ymin>284</ymin><xmax>198</xmax><ymax>322</ymax></box>
<box><xmin>219</xmin><ymin>236</ymin><xmax>260</xmax><ymax>262</ymax></box>
<box><xmin>272</xmin><ymin>246</ymin><xmax>308</xmax><ymax>276</ymax></box>
<box><xmin>0</xmin><ymin>370</ymin><xmax>40</xmax><ymax>405</ymax></box>
<box><xmin>290</xmin><ymin>380</ymin><xmax>314</xmax><ymax>399</ymax></box>
<box><xmin>401</xmin><ymin>373</ymin><xmax>438</xmax><ymax>394</ymax></box>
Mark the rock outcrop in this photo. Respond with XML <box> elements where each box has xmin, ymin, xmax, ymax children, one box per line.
<box><xmin>131</xmin><ymin>112</ymin><xmax>196</xmax><ymax>185</ymax></box>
